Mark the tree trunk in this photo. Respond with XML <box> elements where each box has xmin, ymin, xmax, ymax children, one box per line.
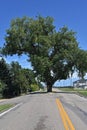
<box><xmin>47</xmin><ymin>84</ymin><xmax>52</xmax><ymax>92</ymax></box>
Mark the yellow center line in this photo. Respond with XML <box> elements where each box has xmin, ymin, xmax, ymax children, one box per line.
<box><xmin>56</xmin><ymin>99</ymin><xmax>75</xmax><ymax>130</ymax></box>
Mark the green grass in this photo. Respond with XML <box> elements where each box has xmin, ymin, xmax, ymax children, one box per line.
<box><xmin>58</xmin><ymin>87</ymin><xmax>87</xmax><ymax>97</ymax></box>
<box><xmin>78</xmin><ymin>91</ymin><xmax>87</xmax><ymax>97</ymax></box>
<box><xmin>0</xmin><ymin>104</ymin><xmax>14</xmax><ymax>113</ymax></box>
<box><xmin>58</xmin><ymin>87</ymin><xmax>75</xmax><ymax>91</ymax></box>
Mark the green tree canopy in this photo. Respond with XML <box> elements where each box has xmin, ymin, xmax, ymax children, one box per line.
<box><xmin>0</xmin><ymin>58</ymin><xmax>13</xmax><ymax>97</ymax></box>
<box><xmin>2</xmin><ymin>16</ymin><xmax>87</xmax><ymax>92</ymax></box>
<box><xmin>0</xmin><ymin>58</ymin><xmax>38</xmax><ymax>97</ymax></box>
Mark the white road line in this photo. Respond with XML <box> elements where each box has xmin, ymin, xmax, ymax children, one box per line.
<box><xmin>0</xmin><ymin>103</ymin><xmax>22</xmax><ymax>117</ymax></box>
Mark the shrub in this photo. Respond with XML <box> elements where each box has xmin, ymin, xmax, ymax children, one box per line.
<box><xmin>30</xmin><ymin>84</ymin><xmax>39</xmax><ymax>91</ymax></box>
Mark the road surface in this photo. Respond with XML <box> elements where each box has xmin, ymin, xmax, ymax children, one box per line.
<box><xmin>0</xmin><ymin>89</ymin><xmax>87</xmax><ymax>130</ymax></box>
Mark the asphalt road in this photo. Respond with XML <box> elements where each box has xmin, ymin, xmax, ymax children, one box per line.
<box><xmin>0</xmin><ymin>89</ymin><xmax>87</xmax><ymax>130</ymax></box>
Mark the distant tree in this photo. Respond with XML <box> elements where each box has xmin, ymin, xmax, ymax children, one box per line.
<box><xmin>0</xmin><ymin>58</ymin><xmax>13</xmax><ymax>97</ymax></box>
<box><xmin>10</xmin><ymin>61</ymin><xmax>22</xmax><ymax>95</ymax></box>
<box><xmin>0</xmin><ymin>58</ymin><xmax>9</xmax><ymax>82</ymax></box>
<box><xmin>2</xmin><ymin>16</ymin><xmax>87</xmax><ymax>92</ymax></box>
<box><xmin>10</xmin><ymin>62</ymin><xmax>37</xmax><ymax>93</ymax></box>
<box><xmin>22</xmin><ymin>69</ymin><xmax>36</xmax><ymax>84</ymax></box>
<box><xmin>21</xmin><ymin>68</ymin><xmax>37</xmax><ymax>91</ymax></box>
<box><xmin>0</xmin><ymin>80</ymin><xmax>6</xmax><ymax>97</ymax></box>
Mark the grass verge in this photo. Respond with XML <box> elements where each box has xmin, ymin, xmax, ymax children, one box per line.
<box><xmin>58</xmin><ymin>87</ymin><xmax>87</xmax><ymax>97</ymax></box>
<box><xmin>78</xmin><ymin>91</ymin><xmax>87</xmax><ymax>97</ymax></box>
<box><xmin>58</xmin><ymin>87</ymin><xmax>75</xmax><ymax>91</ymax></box>
<box><xmin>0</xmin><ymin>104</ymin><xmax>14</xmax><ymax>113</ymax></box>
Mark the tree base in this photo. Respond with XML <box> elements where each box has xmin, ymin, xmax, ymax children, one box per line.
<box><xmin>47</xmin><ymin>86</ymin><xmax>52</xmax><ymax>92</ymax></box>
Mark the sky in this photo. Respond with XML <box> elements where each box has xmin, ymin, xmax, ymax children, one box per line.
<box><xmin>0</xmin><ymin>0</ymin><xmax>87</xmax><ymax>86</ymax></box>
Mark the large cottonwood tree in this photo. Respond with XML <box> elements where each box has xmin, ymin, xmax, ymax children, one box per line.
<box><xmin>2</xmin><ymin>16</ymin><xmax>87</xmax><ymax>92</ymax></box>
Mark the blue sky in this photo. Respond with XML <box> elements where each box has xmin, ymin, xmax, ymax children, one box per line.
<box><xmin>0</xmin><ymin>0</ymin><xmax>87</xmax><ymax>86</ymax></box>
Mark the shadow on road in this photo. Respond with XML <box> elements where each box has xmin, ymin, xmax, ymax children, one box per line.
<box><xmin>29</xmin><ymin>91</ymin><xmax>76</xmax><ymax>95</ymax></box>
<box><xmin>29</xmin><ymin>91</ymin><xmax>48</xmax><ymax>95</ymax></box>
